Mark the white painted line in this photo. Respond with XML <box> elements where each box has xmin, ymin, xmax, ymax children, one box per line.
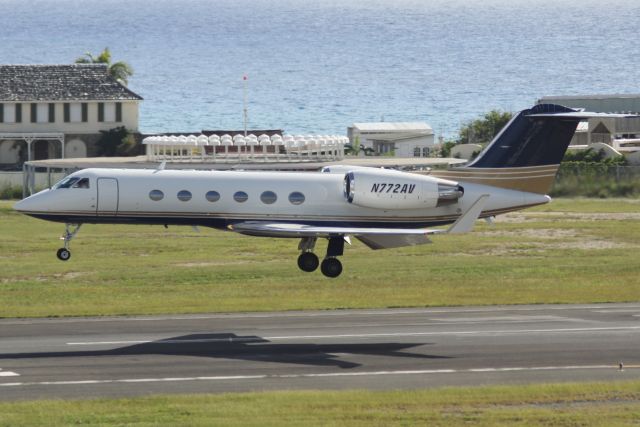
<box><xmin>6</xmin><ymin>304</ymin><xmax>640</xmax><ymax>325</ymax></box>
<box><xmin>65</xmin><ymin>325</ymin><xmax>640</xmax><ymax>346</ymax></box>
<box><xmin>0</xmin><ymin>365</ymin><xmax>623</xmax><ymax>388</ymax></box>
<box><xmin>594</xmin><ymin>310</ymin><xmax>640</xmax><ymax>314</ymax></box>
<box><xmin>0</xmin><ymin>371</ymin><xmax>19</xmax><ymax>377</ymax></box>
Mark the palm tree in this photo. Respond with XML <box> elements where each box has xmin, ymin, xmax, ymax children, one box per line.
<box><xmin>75</xmin><ymin>47</ymin><xmax>134</xmax><ymax>85</ymax></box>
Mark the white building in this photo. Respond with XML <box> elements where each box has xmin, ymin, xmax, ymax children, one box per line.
<box><xmin>0</xmin><ymin>64</ymin><xmax>142</xmax><ymax>168</ymax></box>
<box><xmin>348</xmin><ymin>122</ymin><xmax>435</xmax><ymax>158</ymax></box>
<box><xmin>537</xmin><ymin>95</ymin><xmax>640</xmax><ymax>148</ymax></box>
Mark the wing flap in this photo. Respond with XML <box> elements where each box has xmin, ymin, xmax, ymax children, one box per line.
<box><xmin>356</xmin><ymin>234</ymin><xmax>432</xmax><ymax>250</ymax></box>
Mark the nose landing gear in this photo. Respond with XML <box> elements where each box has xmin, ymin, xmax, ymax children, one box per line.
<box><xmin>56</xmin><ymin>223</ymin><xmax>82</xmax><ymax>261</ymax></box>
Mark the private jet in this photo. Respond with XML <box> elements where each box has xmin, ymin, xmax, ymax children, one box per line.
<box><xmin>14</xmin><ymin>104</ymin><xmax>628</xmax><ymax>277</ymax></box>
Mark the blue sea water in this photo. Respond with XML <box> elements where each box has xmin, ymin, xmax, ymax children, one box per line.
<box><xmin>0</xmin><ymin>0</ymin><xmax>638</xmax><ymax>137</ymax></box>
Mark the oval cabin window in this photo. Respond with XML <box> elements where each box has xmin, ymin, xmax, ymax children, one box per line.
<box><xmin>233</xmin><ymin>191</ymin><xmax>248</xmax><ymax>203</ymax></box>
<box><xmin>177</xmin><ymin>190</ymin><xmax>192</xmax><ymax>202</ymax></box>
<box><xmin>260</xmin><ymin>191</ymin><xmax>277</xmax><ymax>204</ymax></box>
<box><xmin>206</xmin><ymin>191</ymin><xmax>220</xmax><ymax>202</ymax></box>
<box><xmin>288</xmin><ymin>191</ymin><xmax>305</xmax><ymax>205</ymax></box>
<box><xmin>149</xmin><ymin>190</ymin><xmax>164</xmax><ymax>201</ymax></box>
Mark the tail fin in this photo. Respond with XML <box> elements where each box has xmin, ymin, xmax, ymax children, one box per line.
<box><xmin>433</xmin><ymin>104</ymin><xmax>582</xmax><ymax>194</ymax></box>
<box><xmin>466</xmin><ymin>104</ymin><xmax>580</xmax><ymax>169</ymax></box>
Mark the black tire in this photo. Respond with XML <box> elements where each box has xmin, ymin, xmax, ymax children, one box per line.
<box><xmin>297</xmin><ymin>252</ymin><xmax>319</xmax><ymax>272</ymax></box>
<box><xmin>56</xmin><ymin>248</ymin><xmax>71</xmax><ymax>261</ymax></box>
<box><xmin>320</xmin><ymin>257</ymin><xmax>342</xmax><ymax>278</ymax></box>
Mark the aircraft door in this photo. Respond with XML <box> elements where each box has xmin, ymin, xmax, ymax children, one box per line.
<box><xmin>97</xmin><ymin>178</ymin><xmax>119</xmax><ymax>216</ymax></box>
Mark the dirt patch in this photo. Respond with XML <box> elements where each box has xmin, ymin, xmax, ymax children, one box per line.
<box><xmin>499</xmin><ymin>211</ymin><xmax>640</xmax><ymax>223</ymax></box>
<box><xmin>175</xmin><ymin>261</ymin><xmax>251</xmax><ymax>268</ymax></box>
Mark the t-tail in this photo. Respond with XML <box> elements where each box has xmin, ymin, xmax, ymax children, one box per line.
<box><xmin>432</xmin><ymin>104</ymin><xmax>596</xmax><ymax>194</ymax></box>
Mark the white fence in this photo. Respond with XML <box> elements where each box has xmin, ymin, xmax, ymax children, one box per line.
<box><xmin>0</xmin><ymin>171</ymin><xmax>66</xmax><ymax>190</ymax></box>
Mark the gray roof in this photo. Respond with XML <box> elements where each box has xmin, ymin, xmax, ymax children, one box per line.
<box><xmin>0</xmin><ymin>64</ymin><xmax>143</xmax><ymax>102</ymax></box>
<box><xmin>352</xmin><ymin>122</ymin><xmax>433</xmax><ymax>133</ymax></box>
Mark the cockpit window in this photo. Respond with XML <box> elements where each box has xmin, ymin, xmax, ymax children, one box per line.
<box><xmin>72</xmin><ymin>178</ymin><xmax>90</xmax><ymax>189</ymax></box>
<box><xmin>53</xmin><ymin>177</ymin><xmax>79</xmax><ymax>189</ymax></box>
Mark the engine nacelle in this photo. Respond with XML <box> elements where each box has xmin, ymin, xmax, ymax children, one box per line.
<box><xmin>343</xmin><ymin>169</ymin><xmax>463</xmax><ymax>209</ymax></box>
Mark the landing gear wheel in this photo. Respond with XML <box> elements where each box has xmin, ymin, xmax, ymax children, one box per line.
<box><xmin>56</xmin><ymin>248</ymin><xmax>71</xmax><ymax>261</ymax></box>
<box><xmin>321</xmin><ymin>257</ymin><xmax>342</xmax><ymax>278</ymax></box>
<box><xmin>297</xmin><ymin>252</ymin><xmax>319</xmax><ymax>272</ymax></box>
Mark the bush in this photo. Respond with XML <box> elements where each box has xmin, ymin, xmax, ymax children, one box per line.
<box><xmin>550</xmin><ymin>163</ymin><xmax>640</xmax><ymax>198</ymax></box>
<box><xmin>0</xmin><ymin>185</ymin><xmax>23</xmax><ymax>200</ymax></box>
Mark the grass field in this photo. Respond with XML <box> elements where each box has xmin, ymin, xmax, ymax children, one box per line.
<box><xmin>1</xmin><ymin>380</ymin><xmax>639</xmax><ymax>426</ymax></box>
<box><xmin>1</xmin><ymin>198</ymin><xmax>639</xmax><ymax>318</ymax></box>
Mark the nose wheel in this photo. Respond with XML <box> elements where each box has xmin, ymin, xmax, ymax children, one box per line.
<box><xmin>56</xmin><ymin>248</ymin><xmax>71</xmax><ymax>261</ymax></box>
<box><xmin>57</xmin><ymin>223</ymin><xmax>82</xmax><ymax>262</ymax></box>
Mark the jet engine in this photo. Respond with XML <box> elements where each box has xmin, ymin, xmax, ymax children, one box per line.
<box><xmin>343</xmin><ymin>169</ymin><xmax>463</xmax><ymax>209</ymax></box>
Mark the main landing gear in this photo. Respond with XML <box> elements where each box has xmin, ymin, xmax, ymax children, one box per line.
<box><xmin>56</xmin><ymin>223</ymin><xmax>82</xmax><ymax>261</ymax></box>
<box><xmin>297</xmin><ymin>236</ymin><xmax>344</xmax><ymax>278</ymax></box>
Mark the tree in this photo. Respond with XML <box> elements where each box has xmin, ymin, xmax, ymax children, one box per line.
<box><xmin>96</xmin><ymin>127</ymin><xmax>140</xmax><ymax>157</ymax></box>
<box><xmin>75</xmin><ymin>47</ymin><xmax>134</xmax><ymax>85</ymax></box>
<box><xmin>458</xmin><ymin>110</ymin><xmax>513</xmax><ymax>145</ymax></box>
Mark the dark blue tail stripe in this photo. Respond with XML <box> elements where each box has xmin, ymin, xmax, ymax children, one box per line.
<box><xmin>465</xmin><ymin>104</ymin><xmax>580</xmax><ymax>168</ymax></box>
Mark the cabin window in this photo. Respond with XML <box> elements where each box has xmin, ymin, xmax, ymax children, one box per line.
<box><xmin>54</xmin><ymin>177</ymin><xmax>79</xmax><ymax>189</ymax></box>
<box><xmin>205</xmin><ymin>191</ymin><xmax>220</xmax><ymax>202</ymax></box>
<box><xmin>72</xmin><ymin>178</ymin><xmax>90</xmax><ymax>189</ymax></box>
<box><xmin>177</xmin><ymin>190</ymin><xmax>192</xmax><ymax>202</ymax></box>
<box><xmin>260</xmin><ymin>191</ymin><xmax>277</xmax><ymax>205</ymax></box>
<box><xmin>149</xmin><ymin>190</ymin><xmax>164</xmax><ymax>201</ymax></box>
<box><xmin>233</xmin><ymin>191</ymin><xmax>248</xmax><ymax>203</ymax></box>
<box><xmin>288</xmin><ymin>191</ymin><xmax>305</xmax><ymax>205</ymax></box>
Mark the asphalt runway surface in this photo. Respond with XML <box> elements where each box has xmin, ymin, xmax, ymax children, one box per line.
<box><xmin>2</xmin><ymin>303</ymin><xmax>640</xmax><ymax>400</ymax></box>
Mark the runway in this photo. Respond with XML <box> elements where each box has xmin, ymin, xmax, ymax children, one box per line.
<box><xmin>1</xmin><ymin>303</ymin><xmax>640</xmax><ymax>400</ymax></box>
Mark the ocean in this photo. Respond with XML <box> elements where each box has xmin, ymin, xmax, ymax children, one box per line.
<box><xmin>0</xmin><ymin>0</ymin><xmax>638</xmax><ymax>137</ymax></box>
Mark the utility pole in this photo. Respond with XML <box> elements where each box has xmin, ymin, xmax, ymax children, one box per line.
<box><xmin>243</xmin><ymin>74</ymin><xmax>248</xmax><ymax>136</ymax></box>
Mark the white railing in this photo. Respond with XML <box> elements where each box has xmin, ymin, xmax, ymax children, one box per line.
<box><xmin>142</xmin><ymin>133</ymin><xmax>347</xmax><ymax>163</ymax></box>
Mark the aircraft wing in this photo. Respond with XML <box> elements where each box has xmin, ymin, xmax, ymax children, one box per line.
<box><xmin>229</xmin><ymin>195</ymin><xmax>489</xmax><ymax>249</ymax></box>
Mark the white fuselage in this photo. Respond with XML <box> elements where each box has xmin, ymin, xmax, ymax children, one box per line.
<box><xmin>14</xmin><ymin>167</ymin><xmax>550</xmax><ymax>229</ymax></box>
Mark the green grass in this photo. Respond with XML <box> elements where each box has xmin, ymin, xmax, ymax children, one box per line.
<box><xmin>1</xmin><ymin>198</ymin><xmax>640</xmax><ymax>318</ymax></box>
<box><xmin>1</xmin><ymin>381</ymin><xmax>640</xmax><ymax>426</ymax></box>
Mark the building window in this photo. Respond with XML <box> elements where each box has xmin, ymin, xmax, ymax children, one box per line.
<box><xmin>413</xmin><ymin>147</ymin><xmax>421</xmax><ymax>157</ymax></box>
<box><xmin>149</xmin><ymin>190</ymin><xmax>164</xmax><ymax>201</ymax></box>
<box><xmin>1</xmin><ymin>104</ymin><xmax>17</xmax><ymax>123</ymax></box>
<box><xmin>260</xmin><ymin>191</ymin><xmax>277</xmax><ymax>204</ymax></box>
<box><xmin>288</xmin><ymin>191</ymin><xmax>305</xmax><ymax>205</ymax></box>
<box><xmin>205</xmin><ymin>190</ymin><xmax>220</xmax><ymax>202</ymax></box>
<box><xmin>233</xmin><ymin>191</ymin><xmax>248</xmax><ymax>203</ymax></box>
<box><xmin>177</xmin><ymin>190</ymin><xmax>192</xmax><ymax>202</ymax></box>
<box><xmin>422</xmin><ymin>147</ymin><xmax>430</xmax><ymax>157</ymax></box>
<box><xmin>66</xmin><ymin>103</ymin><xmax>84</xmax><ymax>123</ymax></box>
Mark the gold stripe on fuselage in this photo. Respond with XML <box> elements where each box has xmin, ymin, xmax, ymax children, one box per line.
<box><xmin>426</xmin><ymin>165</ymin><xmax>560</xmax><ymax>194</ymax></box>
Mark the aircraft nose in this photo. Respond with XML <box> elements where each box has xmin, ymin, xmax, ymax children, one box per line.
<box><xmin>13</xmin><ymin>189</ymin><xmax>50</xmax><ymax>213</ymax></box>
